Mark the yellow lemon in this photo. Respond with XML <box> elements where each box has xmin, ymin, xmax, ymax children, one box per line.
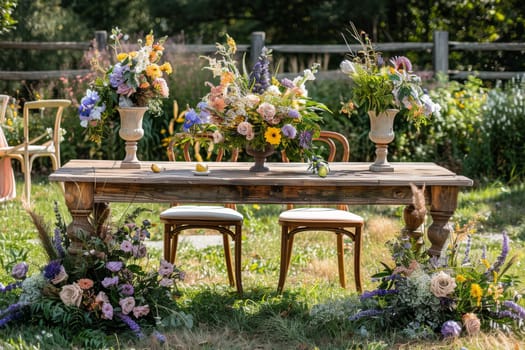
<box><xmin>195</xmin><ymin>163</ymin><xmax>208</xmax><ymax>172</ymax></box>
<box><xmin>151</xmin><ymin>163</ymin><xmax>162</xmax><ymax>173</ymax></box>
<box><xmin>318</xmin><ymin>164</ymin><xmax>329</xmax><ymax>178</ymax></box>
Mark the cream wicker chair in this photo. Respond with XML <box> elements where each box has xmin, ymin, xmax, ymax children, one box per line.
<box><xmin>277</xmin><ymin>131</ymin><xmax>364</xmax><ymax>293</ymax></box>
<box><xmin>0</xmin><ymin>98</ymin><xmax>71</xmax><ymax>203</ymax></box>
<box><xmin>161</xmin><ymin>134</ymin><xmax>244</xmax><ymax>293</ymax></box>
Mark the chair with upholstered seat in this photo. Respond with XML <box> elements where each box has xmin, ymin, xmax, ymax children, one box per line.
<box><xmin>277</xmin><ymin>130</ymin><xmax>364</xmax><ymax>293</ymax></box>
<box><xmin>161</xmin><ymin>134</ymin><xmax>244</xmax><ymax>293</ymax></box>
<box><xmin>0</xmin><ymin>98</ymin><xmax>71</xmax><ymax>203</ymax></box>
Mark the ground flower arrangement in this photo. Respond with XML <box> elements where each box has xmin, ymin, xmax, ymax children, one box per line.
<box><xmin>0</xmin><ymin>205</ymin><xmax>192</xmax><ymax>346</ymax></box>
<box><xmin>346</xmin><ymin>228</ymin><xmax>523</xmax><ymax>340</ymax></box>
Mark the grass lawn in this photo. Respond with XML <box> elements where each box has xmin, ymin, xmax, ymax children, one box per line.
<box><xmin>1</xmin><ymin>175</ymin><xmax>525</xmax><ymax>349</ymax></box>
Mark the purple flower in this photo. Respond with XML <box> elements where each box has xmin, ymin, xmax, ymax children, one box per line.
<box><xmin>109</xmin><ymin>63</ymin><xmax>129</xmax><ymax>88</ymax></box>
<box><xmin>117</xmin><ymin>313</ymin><xmax>144</xmax><ymax>338</ymax></box>
<box><xmin>503</xmin><ymin>300</ymin><xmax>525</xmax><ymax>320</ymax></box>
<box><xmin>78</xmin><ymin>89</ymin><xmax>100</xmax><ymax>118</ymax></box>
<box><xmin>53</xmin><ymin>227</ymin><xmax>65</xmax><ymax>258</ymax></box>
<box><xmin>101</xmin><ymin>302</ymin><xmax>113</xmax><ymax>320</ymax></box>
<box><xmin>485</xmin><ymin>231</ymin><xmax>509</xmax><ymax>279</ymax></box>
<box><xmin>159</xmin><ymin>260</ymin><xmax>174</xmax><ymax>277</ymax></box>
<box><xmin>462</xmin><ymin>235</ymin><xmax>472</xmax><ymax>265</ymax></box>
<box><xmin>299</xmin><ymin>130</ymin><xmax>313</xmax><ymax>149</ymax></box>
<box><xmin>121</xmin><ymin>240</ymin><xmax>133</xmax><ymax>252</ymax></box>
<box><xmin>106</xmin><ymin>261</ymin><xmax>123</xmax><ymax>273</ymax></box>
<box><xmin>360</xmin><ymin>289</ymin><xmax>398</xmax><ymax>301</ymax></box>
<box><xmin>101</xmin><ymin>276</ymin><xmax>119</xmax><ymax>288</ymax></box>
<box><xmin>153</xmin><ymin>330</ymin><xmax>166</xmax><ymax>344</ymax></box>
<box><xmin>120</xmin><ymin>283</ymin><xmax>134</xmax><ymax>296</ymax></box>
<box><xmin>390</xmin><ymin>56</ymin><xmax>413</xmax><ymax>71</ymax></box>
<box><xmin>159</xmin><ymin>278</ymin><xmax>174</xmax><ymax>287</ymax></box>
<box><xmin>132</xmin><ymin>244</ymin><xmax>147</xmax><ymax>258</ymax></box>
<box><xmin>281</xmin><ymin>124</ymin><xmax>297</xmax><ymax>139</ymax></box>
<box><xmin>249</xmin><ymin>47</ymin><xmax>271</xmax><ymax>94</ymax></box>
<box><xmin>43</xmin><ymin>260</ymin><xmax>62</xmax><ymax>280</ymax></box>
<box><xmin>183</xmin><ymin>108</ymin><xmax>203</xmax><ymax>132</ymax></box>
<box><xmin>441</xmin><ymin>320</ymin><xmax>462</xmax><ymax>338</ymax></box>
<box><xmin>0</xmin><ymin>302</ymin><xmax>25</xmax><ymax>327</ymax></box>
<box><xmin>0</xmin><ymin>281</ymin><xmax>21</xmax><ymax>293</ymax></box>
<box><xmin>119</xmin><ymin>296</ymin><xmax>136</xmax><ymax>315</ymax></box>
<box><xmin>280</xmin><ymin>78</ymin><xmax>295</xmax><ymax>89</ymax></box>
<box><xmin>287</xmin><ymin>109</ymin><xmax>300</xmax><ymax>119</ymax></box>
<box><xmin>11</xmin><ymin>262</ymin><xmax>28</xmax><ymax>280</ymax></box>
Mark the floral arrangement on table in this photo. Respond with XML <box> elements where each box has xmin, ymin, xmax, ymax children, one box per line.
<box><xmin>180</xmin><ymin>35</ymin><xmax>330</xmax><ymax>162</ymax></box>
<box><xmin>339</xmin><ymin>23</ymin><xmax>440</xmax><ymax>127</ymax></box>
<box><xmin>0</xmin><ymin>204</ymin><xmax>191</xmax><ymax>345</ymax></box>
<box><xmin>78</xmin><ymin>27</ymin><xmax>172</xmax><ymax>143</ymax></box>
<box><xmin>348</xmin><ymin>226</ymin><xmax>524</xmax><ymax>340</ymax></box>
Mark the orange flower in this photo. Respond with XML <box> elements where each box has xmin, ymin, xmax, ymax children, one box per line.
<box><xmin>145</xmin><ymin>33</ymin><xmax>154</xmax><ymax>46</ymax></box>
<box><xmin>220</xmin><ymin>71</ymin><xmax>235</xmax><ymax>85</ymax></box>
<box><xmin>77</xmin><ymin>278</ymin><xmax>94</xmax><ymax>290</ymax></box>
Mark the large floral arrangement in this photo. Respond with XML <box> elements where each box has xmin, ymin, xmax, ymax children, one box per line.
<box><xmin>181</xmin><ymin>35</ymin><xmax>329</xmax><ymax>161</ymax></box>
<box><xmin>340</xmin><ymin>23</ymin><xmax>440</xmax><ymax>127</ymax></box>
<box><xmin>348</xmin><ymin>228</ymin><xmax>524</xmax><ymax>339</ymax></box>
<box><xmin>0</xmin><ymin>205</ymin><xmax>191</xmax><ymax>344</ymax></box>
<box><xmin>78</xmin><ymin>27</ymin><xmax>172</xmax><ymax>143</ymax></box>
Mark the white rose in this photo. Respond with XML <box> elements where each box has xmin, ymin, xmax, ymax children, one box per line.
<box><xmin>59</xmin><ymin>283</ymin><xmax>83</xmax><ymax>307</ymax></box>
<box><xmin>430</xmin><ymin>271</ymin><xmax>457</xmax><ymax>297</ymax></box>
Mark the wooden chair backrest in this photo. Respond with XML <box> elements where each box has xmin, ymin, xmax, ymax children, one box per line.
<box><xmin>281</xmin><ymin>130</ymin><xmax>350</xmax><ymax>163</ymax></box>
<box><xmin>167</xmin><ymin>132</ymin><xmax>239</xmax><ymax>162</ymax></box>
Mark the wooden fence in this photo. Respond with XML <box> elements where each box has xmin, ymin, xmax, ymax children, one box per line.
<box><xmin>0</xmin><ymin>30</ymin><xmax>524</xmax><ymax>81</ymax></box>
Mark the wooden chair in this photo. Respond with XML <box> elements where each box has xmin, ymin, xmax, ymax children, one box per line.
<box><xmin>277</xmin><ymin>131</ymin><xmax>364</xmax><ymax>293</ymax></box>
<box><xmin>160</xmin><ymin>134</ymin><xmax>244</xmax><ymax>293</ymax></box>
<box><xmin>0</xmin><ymin>98</ymin><xmax>71</xmax><ymax>203</ymax></box>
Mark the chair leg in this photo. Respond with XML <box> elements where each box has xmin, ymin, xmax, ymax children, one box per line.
<box><xmin>336</xmin><ymin>233</ymin><xmax>346</xmax><ymax>288</ymax></box>
<box><xmin>169</xmin><ymin>227</ymin><xmax>180</xmax><ymax>264</ymax></box>
<box><xmin>163</xmin><ymin>224</ymin><xmax>171</xmax><ymax>262</ymax></box>
<box><xmin>222</xmin><ymin>232</ymin><xmax>235</xmax><ymax>288</ymax></box>
<box><xmin>354</xmin><ymin>226</ymin><xmax>363</xmax><ymax>293</ymax></box>
<box><xmin>23</xmin><ymin>157</ymin><xmax>31</xmax><ymax>203</ymax></box>
<box><xmin>233</xmin><ymin>223</ymin><xmax>243</xmax><ymax>294</ymax></box>
<box><xmin>277</xmin><ymin>225</ymin><xmax>290</xmax><ymax>293</ymax></box>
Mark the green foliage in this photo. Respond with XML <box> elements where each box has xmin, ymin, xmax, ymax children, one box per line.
<box><xmin>0</xmin><ymin>0</ymin><xmax>17</xmax><ymax>35</ymax></box>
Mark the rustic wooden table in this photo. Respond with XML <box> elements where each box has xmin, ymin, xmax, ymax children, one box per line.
<box><xmin>50</xmin><ymin>159</ymin><xmax>473</xmax><ymax>258</ymax></box>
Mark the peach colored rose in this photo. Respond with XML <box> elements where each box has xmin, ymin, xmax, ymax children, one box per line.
<box><xmin>462</xmin><ymin>313</ymin><xmax>481</xmax><ymax>335</ymax></box>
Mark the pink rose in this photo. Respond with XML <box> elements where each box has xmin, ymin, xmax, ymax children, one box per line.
<box><xmin>119</xmin><ymin>296</ymin><xmax>136</xmax><ymax>315</ymax></box>
<box><xmin>132</xmin><ymin>305</ymin><xmax>150</xmax><ymax>318</ymax></box>
<box><xmin>237</xmin><ymin>121</ymin><xmax>253</xmax><ymax>136</ymax></box>
<box><xmin>257</xmin><ymin>102</ymin><xmax>276</xmax><ymax>121</ymax></box>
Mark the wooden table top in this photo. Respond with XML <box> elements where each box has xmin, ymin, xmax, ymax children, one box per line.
<box><xmin>50</xmin><ymin>159</ymin><xmax>473</xmax><ymax>187</ymax></box>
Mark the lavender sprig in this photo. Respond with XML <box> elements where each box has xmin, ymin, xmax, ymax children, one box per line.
<box><xmin>360</xmin><ymin>289</ymin><xmax>398</xmax><ymax>301</ymax></box>
<box><xmin>0</xmin><ymin>302</ymin><xmax>26</xmax><ymax>327</ymax></box>
<box><xmin>53</xmin><ymin>227</ymin><xmax>66</xmax><ymax>258</ymax></box>
<box><xmin>485</xmin><ymin>231</ymin><xmax>509</xmax><ymax>280</ymax></box>
<box><xmin>0</xmin><ymin>281</ymin><xmax>22</xmax><ymax>293</ymax></box>
<box><xmin>503</xmin><ymin>300</ymin><xmax>525</xmax><ymax>320</ymax></box>
<box><xmin>249</xmin><ymin>48</ymin><xmax>271</xmax><ymax>94</ymax></box>
<box><xmin>118</xmin><ymin>313</ymin><xmax>144</xmax><ymax>338</ymax></box>
<box><xmin>461</xmin><ymin>235</ymin><xmax>472</xmax><ymax>266</ymax></box>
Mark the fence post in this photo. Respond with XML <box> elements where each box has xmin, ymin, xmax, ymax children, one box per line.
<box><xmin>433</xmin><ymin>30</ymin><xmax>449</xmax><ymax>77</ymax></box>
<box><xmin>250</xmin><ymin>32</ymin><xmax>266</xmax><ymax>68</ymax></box>
<box><xmin>95</xmin><ymin>30</ymin><xmax>107</xmax><ymax>51</ymax></box>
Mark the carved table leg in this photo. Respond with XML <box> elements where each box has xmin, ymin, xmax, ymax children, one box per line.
<box><xmin>427</xmin><ymin>186</ymin><xmax>458</xmax><ymax>257</ymax></box>
<box><xmin>64</xmin><ymin>181</ymin><xmax>95</xmax><ymax>255</ymax></box>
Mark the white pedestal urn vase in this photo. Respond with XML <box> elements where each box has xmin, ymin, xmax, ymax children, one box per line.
<box><xmin>117</xmin><ymin>107</ymin><xmax>148</xmax><ymax>169</ymax></box>
<box><xmin>368</xmin><ymin>108</ymin><xmax>399</xmax><ymax>172</ymax></box>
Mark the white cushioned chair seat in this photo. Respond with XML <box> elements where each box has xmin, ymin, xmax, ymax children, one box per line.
<box><xmin>279</xmin><ymin>208</ymin><xmax>363</xmax><ymax>224</ymax></box>
<box><xmin>160</xmin><ymin>205</ymin><xmax>243</xmax><ymax>221</ymax></box>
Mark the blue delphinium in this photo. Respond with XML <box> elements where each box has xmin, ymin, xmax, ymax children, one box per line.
<box><xmin>249</xmin><ymin>47</ymin><xmax>271</xmax><ymax>94</ymax></box>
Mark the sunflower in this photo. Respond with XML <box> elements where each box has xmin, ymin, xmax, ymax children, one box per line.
<box><xmin>264</xmin><ymin>127</ymin><xmax>281</xmax><ymax>145</ymax></box>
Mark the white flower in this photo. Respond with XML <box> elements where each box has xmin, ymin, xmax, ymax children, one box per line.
<box><xmin>266</xmin><ymin>85</ymin><xmax>281</xmax><ymax>96</ymax></box>
<box><xmin>340</xmin><ymin>60</ymin><xmax>356</xmax><ymax>74</ymax></box>
<box><xmin>303</xmin><ymin>69</ymin><xmax>316</xmax><ymax>81</ymax></box>
<box><xmin>430</xmin><ymin>271</ymin><xmax>456</xmax><ymax>297</ymax></box>
<box><xmin>59</xmin><ymin>283</ymin><xmax>83</xmax><ymax>307</ymax></box>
